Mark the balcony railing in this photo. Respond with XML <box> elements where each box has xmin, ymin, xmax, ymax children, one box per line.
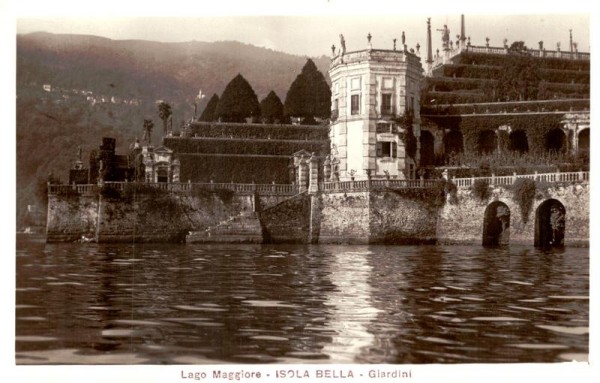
<box><xmin>452</xmin><ymin>171</ymin><xmax>588</xmax><ymax>188</ymax></box>
<box><xmin>48</xmin><ymin>182</ymin><xmax>299</xmax><ymax>196</ymax></box>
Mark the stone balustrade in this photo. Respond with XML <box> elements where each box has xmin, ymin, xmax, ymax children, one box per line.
<box><xmin>48</xmin><ymin>182</ymin><xmax>299</xmax><ymax>196</ymax></box>
<box><xmin>452</xmin><ymin>171</ymin><xmax>588</xmax><ymax>189</ymax></box>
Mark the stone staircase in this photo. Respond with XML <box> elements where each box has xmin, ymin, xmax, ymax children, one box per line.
<box><xmin>186</xmin><ymin>212</ymin><xmax>263</xmax><ymax>243</ymax></box>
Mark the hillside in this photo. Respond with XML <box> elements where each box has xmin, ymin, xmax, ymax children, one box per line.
<box><xmin>17</xmin><ymin>32</ymin><xmax>331</xmax><ymax>110</ymax></box>
<box><xmin>16</xmin><ymin>32</ymin><xmax>332</xmax><ymax>227</ymax></box>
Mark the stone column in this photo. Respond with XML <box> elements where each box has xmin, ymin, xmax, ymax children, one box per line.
<box><xmin>298</xmin><ymin>155</ymin><xmax>308</xmax><ymax>193</ymax></box>
<box><xmin>309</xmin><ymin>153</ymin><xmax>319</xmax><ymax>194</ymax></box>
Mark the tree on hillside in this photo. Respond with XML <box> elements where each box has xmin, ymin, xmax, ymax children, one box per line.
<box><xmin>216</xmin><ymin>74</ymin><xmax>261</xmax><ymax>123</ymax></box>
<box><xmin>199</xmin><ymin>94</ymin><xmax>220</xmax><ymax>122</ymax></box>
<box><xmin>157</xmin><ymin>101</ymin><xmax>172</xmax><ymax>135</ymax></box>
<box><xmin>260</xmin><ymin>91</ymin><xmax>284</xmax><ymax>124</ymax></box>
<box><xmin>284</xmin><ymin>59</ymin><xmax>331</xmax><ymax>125</ymax></box>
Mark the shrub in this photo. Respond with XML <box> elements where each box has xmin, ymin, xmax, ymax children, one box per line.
<box><xmin>511</xmin><ymin>178</ymin><xmax>537</xmax><ymax>223</ymax></box>
<box><xmin>471</xmin><ymin>179</ymin><xmax>491</xmax><ymax>201</ymax></box>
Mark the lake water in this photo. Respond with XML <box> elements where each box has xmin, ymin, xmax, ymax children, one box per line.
<box><xmin>15</xmin><ymin>241</ymin><xmax>589</xmax><ymax>364</ymax></box>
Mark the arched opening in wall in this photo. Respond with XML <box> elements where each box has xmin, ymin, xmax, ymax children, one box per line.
<box><xmin>578</xmin><ymin>128</ymin><xmax>590</xmax><ymax>153</ymax></box>
<box><xmin>477</xmin><ymin>130</ymin><xmax>497</xmax><ymax>154</ymax></box>
<box><xmin>444</xmin><ymin>130</ymin><xmax>463</xmax><ymax>163</ymax></box>
<box><xmin>419</xmin><ymin>130</ymin><xmax>435</xmax><ymax>167</ymax></box>
<box><xmin>509</xmin><ymin>130</ymin><xmax>529</xmax><ymax>153</ymax></box>
<box><xmin>156</xmin><ymin>167</ymin><xmax>169</xmax><ymax>183</ymax></box>
<box><xmin>482</xmin><ymin>201</ymin><xmax>510</xmax><ymax>247</ymax></box>
<box><xmin>544</xmin><ymin>128</ymin><xmax>566</xmax><ymax>154</ymax></box>
<box><xmin>535</xmin><ymin>199</ymin><xmax>566</xmax><ymax>248</ymax></box>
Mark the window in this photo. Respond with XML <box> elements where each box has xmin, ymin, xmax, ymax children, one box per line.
<box><xmin>381</xmin><ymin>93</ymin><xmax>393</xmax><ymax>115</ymax></box>
<box><xmin>351</xmin><ymin>94</ymin><xmax>360</xmax><ymax>115</ymax></box>
<box><xmin>332</xmin><ymin>99</ymin><xmax>339</xmax><ymax>120</ymax></box>
<box><xmin>376</xmin><ymin>141</ymin><xmax>397</xmax><ymax>158</ymax></box>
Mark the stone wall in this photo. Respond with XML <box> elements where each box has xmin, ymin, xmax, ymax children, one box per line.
<box><xmin>259</xmin><ymin>193</ymin><xmax>311</xmax><ymax>243</ymax></box>
<box><xmin>369</xmin><ymin>191</ymin><xmax>439</xmax><ymax>244</ymax></box>
<box><xmin>318</xmin><ymin>192</ymin><xmax>371</xmax><ymax>244</ymax></box>
<box><xmin>47</xmin><ymin>188</ymin><xmax>290</xmax><ymax>243</ymax></box>
<box><xmin>437</xmin><ymin>182</ymin><xmax>589</xmax><ymax>246</ymax></box>
<box><xmin>46</xmin><ymin>194</ymin><xmax>98</xmax><ymax>242</ymax></box>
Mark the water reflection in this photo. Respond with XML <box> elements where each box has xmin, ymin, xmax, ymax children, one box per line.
<box><xmin>15</xmin><ymin>242</ymin><xmax>588</xmax><ymax>364</ymax></box>
<box><xmin>321</xmin><ymin>248</ymin><xmax>381</xmax><ymax>363</ymax></box>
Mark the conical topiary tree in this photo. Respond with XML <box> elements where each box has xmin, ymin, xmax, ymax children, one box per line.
<box><xmin>215</xmin><ymin>74</ymin><xmax>260</xmax><ymax>123</ymax></box>
<box><xmin>260</xmin><ymin>91</ymin><xmax>284</xmax><ymax>124</ymax></box>
<box><xmin>199</xmin><ymin>94</ymin><xmax>220</xmax><ymax>122</ymax></box>
<box><xmin>284</xmin><ymin>59</ymin><xmax>331</xmax><ymax>124</ymax></box>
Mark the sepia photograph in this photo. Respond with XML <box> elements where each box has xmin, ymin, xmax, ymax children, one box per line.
<box><xmin>5</xmin><ymin>0</ymin><xmax>597</xmax><ymax>382</ymax></box>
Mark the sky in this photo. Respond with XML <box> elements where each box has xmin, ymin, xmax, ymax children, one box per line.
<box><xmin>11</xmin><ymin>2</ymin><xmax>592</xmax><ymax>58</ymax></box>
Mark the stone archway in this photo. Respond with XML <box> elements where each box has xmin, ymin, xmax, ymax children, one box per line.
<box><xmin>482</xmin><ymin>201</ymin><xmax>511</xmax><ymax>247</ymax></box>
<box><xmin>535</xmin><ymin>199</ymin><xmax>566</xmax><ymax>248</ymax></box>
<box><xmin>477</xmin><ymin>130</ymin><xmax>497</xmax><ymax>154</ymax></box>
<box><xmin>509</xmin><ymin>130</ymin><xmax>529</xmax><ymax>153</ymax></box>
<box><xmin>444</xmin><ymin>130</ymin><xmax>463</xmax><ymax>163</ymax></box>
<box><xmin>578</xmin><ymin>128</ymin><xmax>590</xmax><ymax>153</ymax></box>
<box><xmin>544</xmin><ymin>128</ymin><xmax>567</xmax><ymax>154</ymax></box>
<box><xmin>419</xmin><ymin>130</ymin><xmax>435</xmax><ymax>167</ymax></box>
<box><xmin>156</xmin><ymin>167</ymin><xmax>169</xmax><ymax>183</ymax></box>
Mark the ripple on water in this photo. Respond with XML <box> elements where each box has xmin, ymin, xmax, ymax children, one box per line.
<box><xmin>417</xmin><ymin>336</ymin><xmax>462</xmax><ymax>345</ymax></box>
<box><xmin>250</xmin><ymin>335</ymin><xmax>289</xmax><ymax>341</ymax></box>
<box><xmin>548</xmin><ymin>295</ymin><xmax>588</xmax><ymax>300</ymax></box>
<box><xmin>242</xmin><ymin>300</ymin><xmax>298</xmax><ymax>308</ymax></box>
<box><xmin>18</xmin><ymin>317</ymin><xmax>47</xmax><ymax>321</ymax></box>
<box><xmin>173</xmin><ymin>305</ymin><xmax>227</xmax><ymax>312</ymax></box>
<box><xmin>505</xmin><ymin>280</ymin><xmax>534</xmax><ymax>286</ymax></box>
<box><xmin>113</xmin><ymin>319</ymin><xmax>164</xmax><ymax>326</ymax></box>
<box><xmin>471</xmin><ymin>317</ymin><xmax>528</xmax><ymax>322</ymax></box>
<box><xmin>508</xmin><ymin>343</ymin><xmax>568</xmax><ymax>350</ymax></box>
<box><xmin>536</xmin><ymin>325</ymin><xmax>589</xmax><ymax>335</ymax></box>
<box><xmin>16</xmin><ymin>336</ymin><xmax>58</xmax><ymax>342</ymax></box>
<box><xmin>101</xmin><ymin>329</ymin><xmax>136</xmax><ymax>337</ymax></box>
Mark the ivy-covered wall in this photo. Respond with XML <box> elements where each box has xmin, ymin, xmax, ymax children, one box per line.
<box><xmin>423</xmin><ymin>113</ymin><xmax>565</xmax><ymax>155</ymax></box>
<box><xmin>437</xmin><ymin>182</ymin><xmax>589</xmax><ymax>246</ymax></box>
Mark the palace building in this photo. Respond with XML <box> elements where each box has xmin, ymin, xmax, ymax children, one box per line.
<box><xmin>328</xmin><ymin>34</ymin><xmax>424</xmax><ymax>181</ymax></box>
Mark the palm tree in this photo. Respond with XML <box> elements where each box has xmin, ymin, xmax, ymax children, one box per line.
<box><xmin>143</xmin><ymin>119</ymin><xmax>154</xmax><ymax>144</ymax></box>
<box><xmin>157</xmin><ymin>102</ymin><xmax>172</xmax><ymax>136</ymax></box>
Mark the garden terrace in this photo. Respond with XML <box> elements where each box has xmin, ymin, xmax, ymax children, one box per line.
<box><xmin>425</xmin><ymin>48</ymin><xmax>590</xmax><ymax>103</ymax></box>
<box><xmin>421</xmin><ymin>98</ymin><xmax>590</xmax><ymax>115</ymax></box>
<box><xmin>187</xmin><ymin>122</ymin><xmax>330</xmax><ymax>141</ymax></box>
<box><xmin>164</xmin><ymin>137</ymin><xmax>327</xmax><ymax>156</ymax></box>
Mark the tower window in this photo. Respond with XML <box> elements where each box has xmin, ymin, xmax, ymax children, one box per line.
<box><xmin>351</xmin><ymin>94</ymin><xmax>360</xmax><ymax>115</ymax></box>
<box><xmin>376</xmin><ymin>141</ymin><xmax>397</xmax><ymax>158</ymax></box>
<box><xmin>381</xmin><ymin>93</ymin><xmax>393</xmax><ymax>115</ymax></box>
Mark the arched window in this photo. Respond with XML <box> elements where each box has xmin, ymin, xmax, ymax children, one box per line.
<box><xmin>477</xmin><ymin>130</ymin><xmax>497</xmax><ymax>154</ymax></box>
<box><xmin>509</xmin><ymin>130</ymin><xmax>529</xmax><ymax>153</ymax></box>
<box><xmin>419</xmin><ymin>130</ymin><xmax>435</xmax><ymax>167</ymax></box>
